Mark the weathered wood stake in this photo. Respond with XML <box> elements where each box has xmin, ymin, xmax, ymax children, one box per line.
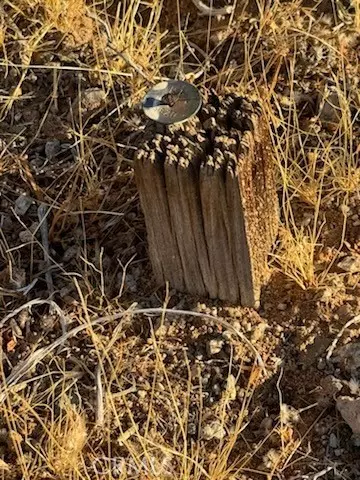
<box><xmin>134</xmin><ymin>93</ymin><xmax>279</xmax><ymax>307</ymax></box>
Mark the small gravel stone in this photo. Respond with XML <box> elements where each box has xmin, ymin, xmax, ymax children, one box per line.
<box><xmin>0</xmin><ymin>428</ymin><xmax>8</xmax><ymax>443</ymax></box>
<box><xmin>277</xmin><ymin>303</ymin><xmax>287</xmax><ymax>311</ymax></box>
<box><xmin>320</xmin><ymin>375</ymin><xmax>343</xmax><ymax>397</ymax></box>
<box><xmin>207</xmin><ymin>338</ymin><xmax>224</xmax><ymax>355</ymax></box>
<box><xmin>15</xmin><ymin>195</ymin><xmax>33</xmax><ymax>216</ymax></box>
<box><xmin>188</xmin><ymin>423</ymin><xmax>197</xmax><ymax>436</ymax></box>
<box><xmin>251</xmin><ymin>322</ymin><xmax>268</xmax><ymax>342</ymax></box>
<box><xmin>352</xmin><ymin>434</ymin><xmax>360</xmax><ymax>447</ymax></box>
<box><xmin>244</xmin><ymin>321</ymin><xmax>252</xmax><ymax>332</ymax></box>
<box><xmin>337</xmin><ymin>255</ymin><xmax>360</xmax><ymax>273</ymax></box>
<box><xmin>329</xmin><ymin>432</ymin><xmax>338</xmax><ymax>449</ymax></box>
<box><xmin>155</xmin><ymin>324</ymin><xmax>167</xmax><ymax>337</ymax></box>
<box><xmin>334</xmin><ymin>448</ymin><xmax>343</xmax><ymax>457</ymax></box>
<box><xmin>197</xmin><ymin>303</ymin><xmax>207</xmax><ymax>312</ymax></box>
<box><xmin>333</xmin><ymin>343</ymin><xmax>360</xmax><ymax>374</ymax></box>
<box><xmin>45</xmin><ymin>139</ymin><xmax>61</xmax><ymax>160</ymax></box>
<box><xmin>63</xmin><ymin>245</ymin><xmax>79</xmax><ymax>262</ymax></box>
<box><xmin>317</xmin><ymin>358</ymin><xmax>326</xmax><ymax>370</ymax></box>
<box><xmin>203</xmin><ymin>420</ymin><xmax>226</xmax><ymax>440</ymax></box>
<box><xmin>212</xmin><ymin>384</ymin><xmax>221</xmax><ymax>395</ymax></box>
<box><xmin>19</xmin><ymin>230</ymin><xmax>34</xmax><ymax>243</ymax></box>
<box><xmin>203</xmin><ymin>117</ymin><xmax>217</xmax><ymax>130</ymax></box>
<box><xmin>337</xmin><ymin>396</ymin><xmax>360</xmax><ymax>434</ymax></box>
<box><xmin>81</xmin><ymin>88</ymin><xmax>106</xmax><ymax>112</ymax></box>
<box><xmin>319</xmin><ymin>92</ymin><xmax>341</xmax><ymax>124</ymax></box>
<box><xmin>301</xmin><ymin>212</ymin><xmax>314</xmax><ymax>227</ymax></box>
<box><xmin>138</xmin><ymin>390</ymin><xmax>147</xmax><ymax>399</ymax></box>
<box><xmin>340</xmin><ymin>204</ymin><xmax>350</xmax><ymax>216</ymax></box>
<box><xmin>259</xmin><ymin>417</ymin><xmax>273</xmax><ymax>434</ymax></box>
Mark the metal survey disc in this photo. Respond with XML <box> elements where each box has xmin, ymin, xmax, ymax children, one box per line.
<box><xmin>142</xmin><ymin>80</ymin><xmax>202</xmax><ymax>125</ymax></box>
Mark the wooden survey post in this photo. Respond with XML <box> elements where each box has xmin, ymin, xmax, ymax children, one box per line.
<box><xmin>134</xmin><ymin>93</ymin><xmax>279</xmax><ymax>307</ymax></box>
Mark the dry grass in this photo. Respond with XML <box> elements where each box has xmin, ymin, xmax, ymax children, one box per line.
<box><xmin>0</xmin><ymin>303</ymin><xmax>309</xmax><ymax>480</ymax></box>
<box><xmin>44</xmin><ymin>397</ymin><xmax>87</xmax><ymax>476</ymax></box>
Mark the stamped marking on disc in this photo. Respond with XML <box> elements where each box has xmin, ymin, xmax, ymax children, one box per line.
<box><xmin>142</xmin><ymin>80</ymin><xmax>202</xmax><ymax>125</ymax></box>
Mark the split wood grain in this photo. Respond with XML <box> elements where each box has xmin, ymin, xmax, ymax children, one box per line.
<box><xmin>134</xmin><ymin>96</ymin><xmax>279</xmax><ymax>307</ymax></box>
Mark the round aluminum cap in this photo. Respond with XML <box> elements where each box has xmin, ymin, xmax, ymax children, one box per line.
<box><xmin>142</xmin><ymin>80</ymin><xmax>202</xmax><ymax>125</ymax></box>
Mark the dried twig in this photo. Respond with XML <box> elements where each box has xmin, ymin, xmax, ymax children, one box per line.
<box><xmin>326</xmin><ymin>314</ymin><xmax>360</xmax><ymax>362</ymax></box>
<box><xmin>95</xmin><ymin>363</ymin><xmax>104</xmax><ymax>427</ymax></box>
<box><xmin>311</xmin><ymin>467</ymin><xmax>335</xmax><ymax>480</ymax></box>
<box><xmin>191</xmin><ymin>0</ymin><xmax>234</xmax><ymax>16</ymax></box>
<box><xmin>0</xmin><ymin>278</ymin><xmax>38</xmax><ymax>297</ymax></box>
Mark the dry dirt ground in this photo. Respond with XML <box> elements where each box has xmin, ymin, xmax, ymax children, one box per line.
<box><xmin>1</xmin><ymin>0</ymin><xmax>360</xmax><ymax>479</ymax></box>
